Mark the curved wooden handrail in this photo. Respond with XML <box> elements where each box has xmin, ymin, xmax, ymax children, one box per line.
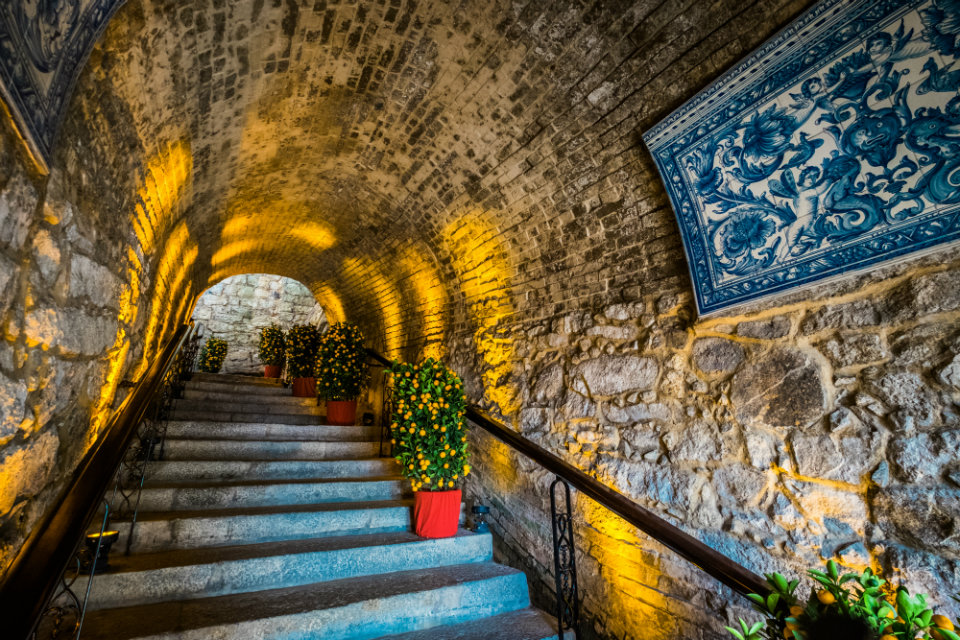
<box><xmin>3</xmin><ymin>324</ymin><xmax>195</xmax><ymax>638</ymax></box>
<box><xmin>365</xmin><ymin>348</ymin><xmax>769</xmax><ymax>597</ymax></box>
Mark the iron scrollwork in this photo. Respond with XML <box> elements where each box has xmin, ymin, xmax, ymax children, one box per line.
<box><xmin>550</xmin><ymin>477</ymin><xmax>580</xmax><ymax>639</ymax></box>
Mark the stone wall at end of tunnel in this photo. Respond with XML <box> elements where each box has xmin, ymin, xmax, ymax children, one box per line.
<box><xmin>191</xmin><ymin>274</ymin><xmax>326</xmax><ymax>375</ymax></box>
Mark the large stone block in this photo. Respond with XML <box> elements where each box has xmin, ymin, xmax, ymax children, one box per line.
<box><xmin>731</xmin><ymin>348</ymin><xmax>825</xmax><ymax>429</ymax></box>
<box><xmin>69</xmin><ymin>254</ymin><xmax>120</xmax><ymax>309</ymax></box>
<box><xmin>570</xmin><ymin>354</ymin><xmax>658</xmax><ymax>397</ymax></box>
<box><xmin>691</xmin><ymin>337</ymin><xmax>744</xmax><ymax>374</ymax></box>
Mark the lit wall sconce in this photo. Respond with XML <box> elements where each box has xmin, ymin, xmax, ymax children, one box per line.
<box><xmin>80</xmin><ymin>530</ymin><xmax>120</xmax><ymax>574</ymax></box>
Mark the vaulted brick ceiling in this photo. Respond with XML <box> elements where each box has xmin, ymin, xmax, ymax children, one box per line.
<box><xmin>68</xmin><ymin>0</ymin><xmax>810</xmax><ymax>358</ymax></box>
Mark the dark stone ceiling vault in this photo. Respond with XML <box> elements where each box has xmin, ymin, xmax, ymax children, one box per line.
<box><xmin>67</xmin><ymin>0</ymin><xmax>813</xmax><ymax>357</ymax></box>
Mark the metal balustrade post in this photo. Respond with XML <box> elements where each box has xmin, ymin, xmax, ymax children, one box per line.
<box><xmin>550</xmin><ymin>477</ymin><xmax>581</xmax><ymax>639</ymax></box>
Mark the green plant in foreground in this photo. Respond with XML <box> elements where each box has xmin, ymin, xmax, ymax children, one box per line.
<box><xmin>315</xmin><ymin>322</ymin><xmax>368</xmax><ymax>401</ymax></box>
<box><xmin>257</xmin><ymin>324</ymin><xmax>286</xmax><ymax>366</ymax></box>
<box><xmin>389</xmin><ymin>358</ymin><xmax>468</xmax><ymax>492</ymax></box>
<box><xmin>198</xmin><ymin>337</ymin><xmax>228</xmax><ymax>373</ymax></box>
<box><xmin>726</xmin><ymin>560</ymin><xmax>959</xmax><ymax>640</ymax></box>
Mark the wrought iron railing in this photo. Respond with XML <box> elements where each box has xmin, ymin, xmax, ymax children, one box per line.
<box><xmin>1</xmin><ymin>323</ymin><xmax>201</xmax><ymax>640</ymax></box>
<box><xmin>365</xmin><ymin>348</ymin><xmax>768</xmax><ymax>639</ymax></box>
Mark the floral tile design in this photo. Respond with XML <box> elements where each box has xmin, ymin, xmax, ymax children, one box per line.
<box><xmin>0</xmin><ymin>0</ymin><xmax>125</xmax><ymax>171</ymax></box>
<box><xmin>644</xmin><ymin>0</ymin><xmax>960</xmax><ymax>315</ymax></box>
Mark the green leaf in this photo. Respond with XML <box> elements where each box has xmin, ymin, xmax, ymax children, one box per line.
<box><xmin>724</xmin><ymin>627</ymin><xmax>745</xmax><ymax>640</ymax></box>
<box><xmin>939</xmin><ymin>629</ymin><xmax>960</xmax><ymax>640</ymax></box>
<box><xmin>747</xmin><ymin>594</ymin><xmax>766</xmax><ymax>607</ymax></box>
<box><xmin>771</xmin><ymin>573</ymin><xmax>789</xmax><ymax>593</ymax></box>
<box><xmin>827</xmin><ymin>560</ymin><xmax>839</xmax><ymax>581</ymax></box>
<box><xmin>767</xmin><ymin>593</ymin><xmax>780</xmax><ymax>613</ymax></box>
<box><xmin>748</xmin><ymin>621</ymin><xmax>764</xmax><ymax>635</ymax></box>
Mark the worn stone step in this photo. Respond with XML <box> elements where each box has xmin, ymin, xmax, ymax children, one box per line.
<box><xmin>165</xmin><ymin>420</ymin><xmax>380</xmax><ymax>442</ymax></box>
<box><xmin>81</xmin><ymin>562</ymin><xmax>530</xmax><ymax>640</ymax></box>
<box><xmin>173</xmin><ymin>398</ymin><xmax>322</xmax><ymax>417</ymax></box>
<box><xmin>134</xmin><ymin>477</ymin><xmax>406</xmax><ymax>511</ymax></box>
<box><xmin>161</xmin><ymin>438</ymin><xmax>379</xmax><ymax>461</ymax></box>
<box><xmin>189</xmin><ymin>372</ymin><xmax>283</xmax><ymax>386</ymax></box>
<box><xmin>375</xmin><ymin>608</ymin><xmax>566</xmax><ymax>640</ymax></box>
<box><xmin>116</xmin><ymin>499</ymin><xmax>413</xmax><ymax>553</ymax></box>
<box><xmin>167</xmin><ymin>408</ymin><xmax>322</xmax><ymax>424</ymax></box>
<box><xmin>83</xmin><ymin>530</ymin><xmax>491</xmax><ymax>610</ymax></box>
<box><xmin>185</xmin><ymin>379</ymin><xmax>292</xmax><ymax>396</ymax></box>
<box><xmin>146</xmin><ymin>458</ymin><xmax>399</xmax><ymax>483</ymax></box>
<box><xmin>182</xmin><ymin>388</ymin><xmax>314</xmax><ymax>405</ymax></box>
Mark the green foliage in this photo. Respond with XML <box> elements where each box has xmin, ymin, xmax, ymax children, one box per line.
<box><xmin>725</xmin><ymin>560</ymin><xmax>960</xmax><ymax>640</ymax></box>
<box><xmin>198</xmin><ymin>337</ymin><xmax>228</xmax><ymax>373</ymax></box>
<box><xmin>285</xmin><ymin>325</ymin><xmax>321</xmax><ymax>378</ymax></box>
<box><xmin>257</xmin><ymin>324</ymin><xmax>286</xmax><ymax>366</ymax></box>
<box><xmin>389</xmin><ymin>358</ymin><xmax>468</xmax><ymax>492</ymax></box>
<box><xmin>315</xmin><ymin>322</ymin><xmax>368</xmax><ymax>401</ymax></box>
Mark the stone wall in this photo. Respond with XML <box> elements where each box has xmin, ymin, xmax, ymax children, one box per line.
<box><xmin>191</xmin><ymin>274</ymin><xmax>326</xmax><ymax>375</ymax></box>
<box><xmin>457</xmin><ymin>256</ymin><xmax>960</xmax><ymax>639</ymax></box>
<box><xmin>0</xmin><ymin>2</ymin><xmax>206</xmax><ymax>578</ymax></box>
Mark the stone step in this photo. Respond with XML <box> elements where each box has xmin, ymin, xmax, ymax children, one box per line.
<box><xmin>188</xmin><ymin>372</ymin><xmax>283</xmax><ymax>386</ymax></box>
<box><xmin>376</xmin><ymin>608</ymin><xmax>565</xmax><ymax>640</ymax></box>
<box><xmin>81</xmin><ymin>562</ymin><xmax>531</xmax><ymax>640</ymax></box>
<box><xmin>182</xmin><ymin>388</ymin><xmax>313</xmax><ymax>405</ymax></box>
<box><xmin>146</xmin><ymin>458</ymin><xmax>399</xmax><ymax>483</ymax></box>
<box><xmin>161</xmin><ymin>438</ymin><xmax>379</xmax><ymax>461</ymax></box>
<box><xmin>169</xmin><ymin>408</ymin><xmax>322</xmax><ymax>424</ymax></box>
<box><xmin>173</xmin><ymin>398</ymin><xmax>322</xmax><ymax>417</ymax></box>
<box><xmin>185</xmin><ymin>379</ymin><xmax>292</xmax><ymax>396</ymax></box>
<box><xmin>134</xmin><ymin>477</ymin><xmax>406</xmax><ymax>511</ymax></box>
<box><xmin>83</xmin><ymin>530</ymin><xmax>491</xmax><ymax>610</ymax></box>
<box><xmin>116</xmin><ymin>500</ymin><xmax>413</xmax><ymax>553</ymax></box>
<box><xmin>165</xmin><ymin>420</ymin><xmax>380</xmax><ymax>442</ymax></box>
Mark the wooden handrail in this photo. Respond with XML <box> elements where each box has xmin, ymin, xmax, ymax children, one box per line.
<box><xmin>3</xmin><ymin>324</ymin><xmax>195</xmax><ymax>638</ymax></box>
<box><xmin>365</xmin><ymin>348</ymin><xmax>769</xmax><ymax>597</ymax></box>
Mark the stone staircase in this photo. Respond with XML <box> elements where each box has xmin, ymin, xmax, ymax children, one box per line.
<box><xmin>80</xmin><ymin>372</ymin><xmax>563</xmax><ymax>639</ymax></box>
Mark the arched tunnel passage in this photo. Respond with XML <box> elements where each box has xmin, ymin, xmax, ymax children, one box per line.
<box><xmin>0</xmin><ymin>0</ymin><xmax>959</xmax><ymax>638</ymax></box>
<box><xmin>190</xmin><ymin>273</ymin><xmax>328</xmax><ymax>375</ymax></box>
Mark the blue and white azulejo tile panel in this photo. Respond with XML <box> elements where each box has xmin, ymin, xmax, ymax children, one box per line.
<box><xmin>0</xmin><ymin>0</ymin><xmax>126</xmax><ymax>172</ymax></box>
<box><xmin>643</xmin><ymin>0</ymin><xmax>960</xmax><ymax>315</ymax></box>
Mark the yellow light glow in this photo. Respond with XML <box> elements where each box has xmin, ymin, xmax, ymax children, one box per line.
<box><xmin>133</xmin><ymin>140</ymin><xmax>192</xmax><ymax>256</ymax></box>
<box><xmin>398</xmin><ymin>247</ymin><xmax>447</xmax><ymax>360</ymax></box>
<box><xmin>578</xmin><ymin>499</ymin><xmax>676</xmax><ymax>639</ymax></box>
<box><xmin>342</xmin><ymin>257</ymin><xmax>404</xmax><ymax>358</ymax></box>
<box><xmin>313</xmin><ymin>285</ymin><xmax>345</xmax><ymax>325</ymax></box>
<box><xmin>441</xmin><ymin>213</ymin><xmax>520</xmax><ymax>416</ymax></box>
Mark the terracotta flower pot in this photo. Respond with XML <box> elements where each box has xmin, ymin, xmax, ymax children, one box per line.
<box><xmin>291</xmin><ymin>377</ymin><xmax>316</xmax><ymax>397</ymax></box>
<box><xmin>326</xmin><ymin>399</ymin><xmax>357</xmax><ymax>425</ymax></box>
<box><xmin>263</xmin><ymin>365</ymin><xmax>282</xmax><ymax>378</ymax></box>
<box><xmin>413</xmin><ymin>489</ymin><xmax>461</xmax><ymax>538</ymax></box>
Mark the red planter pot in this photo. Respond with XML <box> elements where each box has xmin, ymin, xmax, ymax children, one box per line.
<box><xmin>326</xmin><ymin>400</ymin><xmax>357</xmax><ymax>426</ymax></box>
<box><xmin>291</xmin><ymin>377</ymin><xmax>316</xmax><ymax>397</ymax></box>
<box><xmin>413</xmin><ymin>489</ymin><xmax>461</xmax><ymax>538</ymax></box>
<box><xmin>263</xmin><ymin>365</ymin><xmax>282</xmax><ymax>378</ymax></box>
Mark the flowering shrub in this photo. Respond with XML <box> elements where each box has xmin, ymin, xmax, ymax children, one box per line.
<box><xmin>726</xmin><ymin>560</ymin><xmax>959</xmax><ymax>640</ymax></box>
<box><xmin>285</xmin><ymin>325</ymin><xmax>320</xmax><ymax>378</ymax></box>
<box><xmin>315</xmin><ymin>322</ymin><xmax>368</xmax><ymax>401</ymax></box>
<box><xmin>257</xmin><ymin>324</ymin><xmax>286</xmax><ymax>366</ymax></box>
<box><xmin>198</xmin><ymin>337</ymin><xmax>228</xmax><ymax>373</ymax></box>
<box><xmin>389</xmin><ymin>358</ymin><xmax>469</xmax><ymax>492</ymax></box>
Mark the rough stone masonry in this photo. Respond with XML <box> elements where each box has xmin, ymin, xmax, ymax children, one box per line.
<box><xmin>191</xmin><ymin>273</ymin><xmax>326</xmax><ymax>375</ymax></box>
<box><xmin>0</xmin><ymin>0</ymin><xmax>958</xmax><ymax>639</ymax></box>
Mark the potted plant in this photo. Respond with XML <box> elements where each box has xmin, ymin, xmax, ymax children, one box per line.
<box><xmin>389</xmin><ymin>358</ymin><xmax>469</xmax><ymax>538</ymax></box>
<box><xmin>316</xmin><ymin>322</ymin><xmax>369</xmax><ymax>425</ymax></box>
<box><xmin>726</xmin><ymin>560</ymin><xmax>959</xmax><ymax>640</ymax></box>
<box><xmin>286</xmin><ymin>324</ymin><xmax>320</xmax><ymax>397</ymax></box>
<box><xmin>198</xmin><ymin>337</ymin><xmax>228</xmax><ymax>373</ymax></box>
<box><xmin>257</xmin><ymin>324</ymin><xmax>286</xmax><ymax>378</ymax></box>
